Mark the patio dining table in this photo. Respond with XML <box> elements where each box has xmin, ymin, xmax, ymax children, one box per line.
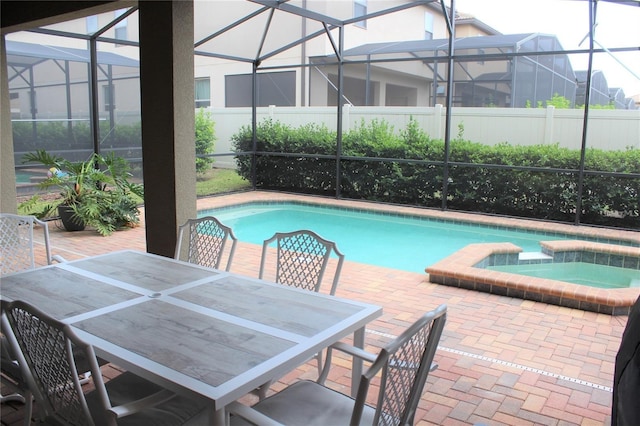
<box><xmin>0</xmin><ymin>250</ymin><xmax>382</xmax><ymax>425</ymax></box>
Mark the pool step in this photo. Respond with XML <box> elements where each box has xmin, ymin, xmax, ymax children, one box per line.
<box><xmin>519</xmin><ymin>252</ymin><xmax>553</xmax><ymax>261</ymax></box>
<box><xmin>631</xmin><ymin>279</ymin><xmax>640</xmax><ymax>288</ymax></box>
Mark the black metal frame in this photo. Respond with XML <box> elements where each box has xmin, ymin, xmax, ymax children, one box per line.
<box><xmin>8</xmin><ymin>0</ymin><xmax>640</xmax><ymax>227</ymax></box>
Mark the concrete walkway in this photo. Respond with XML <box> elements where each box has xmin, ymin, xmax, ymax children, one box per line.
<box><xmin>2</xmin><ymin>191</ymin><xmax>635</xmax><ymax>425</ymax></box>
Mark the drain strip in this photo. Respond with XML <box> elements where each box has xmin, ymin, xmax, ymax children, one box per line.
<box><xmin>366</xmin><ymin>329</ymin><xmax>612</xmax><ymax>392</ymax></box>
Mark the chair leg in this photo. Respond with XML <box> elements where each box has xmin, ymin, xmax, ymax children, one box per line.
<box><xmin>315</xmin><ymin>350</ymin><xmax>324</xmax><ymax>378</ymax></box>
<box><xmin>23</xmin><ymin>391</ymin><xmax>33</xmax><ymax>426</ymax></box>
<box><xmin>317</xmin><ymin>347</ymin><xmax>334</xmax><ymax>385</ymax></box>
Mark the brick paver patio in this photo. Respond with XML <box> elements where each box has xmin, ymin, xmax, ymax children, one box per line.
<box><xmin>2</xmin><ymin>191</ymin><xmax>637</xmax><ymax>425</ymax></box>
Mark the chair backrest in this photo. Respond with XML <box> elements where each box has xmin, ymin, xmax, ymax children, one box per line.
<box><xmin>353</xmin><ymin>304</ymin><xmax>447</xmax><ymax>426</ymax></box>
<box><xmin>3</xmin><ymin>300</ymin><xmax>111</xmax><ymax>426</ymax></box>
<box><xmin>175</xmin><ymin>216</ymin><xmax>238</xmax><ymax>271</ymax></box>
<box><xmin>1</xmin><ymin>300</ymin><xmax>31</xmax><ymax>409</ymax></box>
<box><xmin>259</xmin><ymin>229</ymin><xmax>345</xmax><ymax>295</ymax></box>
<box><xmin>0</xmin><ymin>213</ymin><xmax>53</xmax><ymax>276</ymax></box>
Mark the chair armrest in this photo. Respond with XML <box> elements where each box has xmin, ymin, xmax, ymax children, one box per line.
<box><xmin>109</xmin><ymin>389</ymin><xmax>176</xmax><ymax>418</ymax></box>
<box><xmin>327</xmin><ymin>343</ymin><xmax>436</xmax><ymax>374</ymax></box>
<box><xmin>51</xmin><ymin>255</ymin><xmax>67</xmax><ymax>264</ymax></box>
<box><xmin>330</xmin><ymin>341</ymin><xmax>377</xmax><ymax>363</ymax></box>
<box><xmin>317</xmin><ymin>341</ymin><xmax>377</xmax><ymax>385</ymax></box>
<box><xmin>227</xmin><ymin>401</ymin><xmax>285</xmax><ymax>426</ymax></box>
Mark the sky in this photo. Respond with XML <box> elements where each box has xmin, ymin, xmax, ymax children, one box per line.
<box><xmin>453</xmin><ymin>0</ymin><xmax>640</xmax><ymax>97</ymax></box>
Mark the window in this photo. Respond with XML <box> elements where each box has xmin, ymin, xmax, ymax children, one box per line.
<box><xmin>354</xmin><ymin>0</ymin><xmax>367</xmax><ymax>29</ymax></box>
<box><xmin>103</xmin><ymin>85</ymin><xmax>114</xmax><ymax>111</ymax></box>
<box><xmin>225</xmin><ymin>71</ymin><xmax>295</xmax><ymax>107</ymax></box>
<box><xmin>195</xmin><ymin>77</ymin><xmax>211</xmax><ymax>108</ymax></box>
<box><xmin>114</xmin><ymin>9</ymin><xmax>128</xmax><ymax>41</ymax></box>
<box><xmin>424</xmin><ymin>12</ymin><xmax>433</xmax><ymax>40</ymax></box>
<box><xmin>86</xmin><ymin>15</ymin><xmax>98</xmax><ymax>34</ymax></box>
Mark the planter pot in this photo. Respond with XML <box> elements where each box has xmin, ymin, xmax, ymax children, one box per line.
<box><xmin>58</xmin><ymin>205</ymin><xmax>85</xmax><ymax>231</ymax></box>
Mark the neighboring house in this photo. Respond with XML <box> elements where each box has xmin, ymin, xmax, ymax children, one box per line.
<box><xmin>575</xmin><ymin>69</ymin><xmax>610</xmax><ymax>107</ymax></box>
<box><xmin>623</xmin><ymin>97</ymin><xmax>636</xmax><ymax>109</ymax></box>
<box><xmin>194</xmin><ymin>1</ymin><xmax>462</xmax><ymax>108</ymax></box>
<box><xmin>454</xmin><ymin>13</ymin><xmax>501</xmax><ymax>38</ymax></box>
<box><xmin>4</xmin><ymin>0</ymin><xmax>634</xmax><ymax>122</ymax></box>
<box><xmin>574</xmin><ymin>71</ymin><xmax>637</xmax><ymax>110</ymax></box>
<box><xmin>309</xmin><ymin>33</ymin><xmax>577</xmax><ymax>108</ymax></box>
<box><xmin>5</xmin><ymin>0</ymin><xmax>504</xmax><ymax>115</ymax></box>
<box><xmin>609</xmin><ymin>87</ymin><xmax>629</xmax><ymax>109</ymax></box>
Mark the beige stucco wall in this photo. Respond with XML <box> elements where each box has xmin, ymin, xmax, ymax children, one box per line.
<box><xmin>1</xmin><ymin>36</ymin><xmax>18</xmax><ymax>213</ymax></box>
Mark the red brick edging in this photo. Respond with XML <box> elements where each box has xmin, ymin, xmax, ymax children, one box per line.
<box><xmin>426</xmin><ymin>241</ymin><xmax>640</xmax><ymax>315</ymax></box>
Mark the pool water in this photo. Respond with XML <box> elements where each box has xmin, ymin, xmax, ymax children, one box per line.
<box><xmin>16</xmin><ymin>172</ymin><xmax>35</xmax><ymax>183</ymax></box>
<box><xmin>488</xmin><ymin>262</ymin><xmax>640</xmax><ymax>289</ymax></box>
<box><xmin>201</xmin><ymin>203</ymin><xmax>575</xmax><ymax>273</ymax></box>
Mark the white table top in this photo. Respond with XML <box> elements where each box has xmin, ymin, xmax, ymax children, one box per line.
<box><xmin>1</xmin><ymin>250</ymin><xmax>382</xmax><ymax>416</ymax></box>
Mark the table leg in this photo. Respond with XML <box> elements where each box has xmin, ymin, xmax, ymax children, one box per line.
<box><xmin>351</xmin><ymin>326</ymin><xmax>365</xmax><ymax>397</ymax></box>
<box><xmin>210</xmin><ymin>406</ymin><xmax>227</xmax><ymax>426</ymax></box>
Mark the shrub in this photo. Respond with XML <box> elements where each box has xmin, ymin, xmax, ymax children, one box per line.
<box><xmin>231</xmin><ymin>118</ymin><xmax>639</xmax><ymax>228</ymax></box>
<box><xmin>195</xmin><ymin>109</ymin><xmax>216</xmax><ymax>174</ymax></box>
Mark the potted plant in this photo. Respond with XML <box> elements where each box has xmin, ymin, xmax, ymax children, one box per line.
<box><xmin>19</xmin><ymin>150</ymin><xmax>144</xmax><ymax>236</ymax></box>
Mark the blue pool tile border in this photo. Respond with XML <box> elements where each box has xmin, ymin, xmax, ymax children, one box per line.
<box><xmin>477</xmin><ymin>249</ymin><xmax>640</xmax><ymax>271</ymax></box>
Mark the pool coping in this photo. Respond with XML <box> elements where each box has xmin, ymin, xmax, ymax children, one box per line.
<box><xmin>426</xmin><ymin>241</ymin><xmax>640</xmax><ymax>315</ymax></box>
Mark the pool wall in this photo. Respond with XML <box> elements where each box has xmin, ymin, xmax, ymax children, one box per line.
<box><xmin>426</xmin><ymin>241</ymin><xmax>640</xmax><ymax>315</ymax></box>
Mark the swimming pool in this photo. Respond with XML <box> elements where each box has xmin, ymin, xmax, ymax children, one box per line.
<box><xmin>202</xmin><ymin>202</ymin><xmax>595</xmax><ymax>274</ymax></box>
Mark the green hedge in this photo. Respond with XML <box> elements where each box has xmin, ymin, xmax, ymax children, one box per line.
<box><xmin>12</xmin><ymin>121</ymin><xmax>141</xmax><ymax>153</ymax></box>
<box><xmin>233</xmin><ymin>118</ymin><xmax>639</xmax><ymax>228</ymax></box>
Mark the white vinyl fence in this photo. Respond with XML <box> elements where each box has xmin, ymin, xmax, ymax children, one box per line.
<box><xmin>208</xmin><ymin>105</ymin><xmax>640</xmax><ymax>169</ymax></box>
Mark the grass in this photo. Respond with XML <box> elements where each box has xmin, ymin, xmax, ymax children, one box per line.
<box><xmin>197</xmin><ymin>168</ymin><xmax>251</xmax><ymax>196</ymax></box>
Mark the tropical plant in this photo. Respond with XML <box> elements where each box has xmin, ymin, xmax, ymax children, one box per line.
<box><xmin>20</xmin><ymin>150</ymin><xmax>144</xmax><ymax>236</ymax></box>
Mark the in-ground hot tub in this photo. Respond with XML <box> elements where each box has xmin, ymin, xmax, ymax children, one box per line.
<box><xmin>426</xmin><ymin>240</ymin><xmax>640</xmax><ymax>315</ymax></box>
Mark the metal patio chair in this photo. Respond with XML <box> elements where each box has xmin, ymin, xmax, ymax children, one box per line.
<box><xmin>1</xmin><ymin>303</ymin><xmax>33</xmax><ymax>426</ymax></box>
<box><xmin>259</xmin><ymin>229</ymin><xmax>345</xmax><ymax>296</ymax></box>
<box><xmin>255</xmin><ymin>230</ymin><xmax>345</xmax><ymax>399</ymax></box>
<box><xmin>0</xmin><ymin>213</ymin><xmax>66</xmax><ymax>276</ymax></box>
<box><xmin>175</xmin><ymin>216</ymin><xmax>238</xmax><ymax>271</ymax></box>
<box><xmin>3</xmin><ymin>299</ymin><xmax>209</xmax><ymax>426</ymax></box>
<box><xmin>1</xmin><ymin>213</ymin><xmax>67</xmax><ymax>420</ymax></box>
<box><xmin>230</xmin><ymin>304</ymin><xmax>448</xmax><ymax>426</ymax></box>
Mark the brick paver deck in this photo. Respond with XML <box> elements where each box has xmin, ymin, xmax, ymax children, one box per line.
<box><xmin>2</xmin><ymin>191</ymin><xmax>637</xmax><ymax>425</ymax></box>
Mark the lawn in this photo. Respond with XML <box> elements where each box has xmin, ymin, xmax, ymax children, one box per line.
<box><xmin>197</xmin><ymin>168</ymin><xmax>251</xmax><ymax>196</ymax></box>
